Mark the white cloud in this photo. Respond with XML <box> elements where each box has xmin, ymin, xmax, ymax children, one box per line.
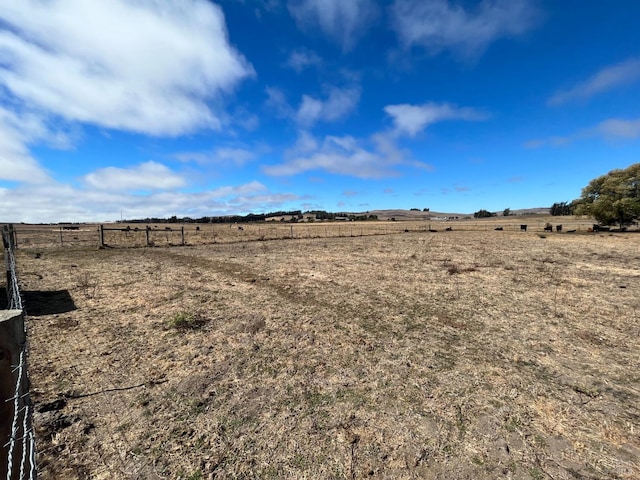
<box><xmin>0</xmin><ymin>180</ymin><xmax>296</xmax><ymax>223</ymax></box>
<box><xmin>288</xmin><ymin>0</ymin><xmax>378</xmax><ymax>50</ymax></box>
<box><xmin>0</xmin><ymin>108</ymin><xmax>51</xmax><ymax>183</ymax></box>
<box><xmin>296</xmin><ymin>86</ymin><xmax>361</xmax><ymax>126</ymax></box>
<box><xmin>285</xmin><ymin>48</ymin><xmax>323</xmax><ymax>72</ymax></box>
<box><xmin>265</xmin><ymin>86</ymin><xmax>295</xmax><ymax>118</ymax></box>
<box><xmin>0</xmin><ymin>0</ymin><xmax>254</xmax><ymax>137</ymax></box>
<box><xmin>384</xmin><ymin>102</ymin><xmax>488</xmax><ymax>137</ymax></box>
<box><xmin>83</xmin><ymin>161</ymin><xmax>186</xmax><ymax>191</ymax></box>
<box><xmin>266</xmin><ymin>85</ymin><xmax>360</xmax><ymax>126</ymax></box>
<box><xmin>548</xmin><ymin>58</ymin><xmax>640</xmax><ymax>106</ymax></box>
<box><xmin>593</xmin><ymin>118</ymin><xmax>640</xmax><ymax>140</ymax></box>
<box><xmin>175</xmin><ymin>147</ymin><xmax>258</xmax><ymax>166</ymax></box>
<box><xmin>523</xmin><ymin>117</ymin><xmax>640</xmax><ymax>148</ymax></box>
<box><xmin>390</xmin><ymin>0</ymin><xmax>538</xmax><ymax>58</ymax></box>
<box><xmin>264</xmin><ymin>131</ymin><xmax>428</xmax><ymax>178</ymax></box>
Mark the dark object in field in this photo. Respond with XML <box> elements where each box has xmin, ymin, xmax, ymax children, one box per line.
<box><xmin>445</xmin><ymin>227</ymin><xmax>452</xmax><ymax>231</ymax></box>
<box><xmin>544</xmin><ymin>225</ymin><xmax>553</xmax><ymax>232</ymax></box>
<box><xmin>520</xmin><ymin>224</ymin><xmax>527</xmax><ymax>232</ymax></box>
<box><xmin>494</xmin><ymin>227</ymin><xmax>503</xmax><ymax>231</ymax></box>
<box><xmin>556</xmin><ymin>225</ymin><xmax>563</xmax><ymax>232</ymax></box>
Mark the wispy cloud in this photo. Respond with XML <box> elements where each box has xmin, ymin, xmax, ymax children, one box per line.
<box><xmin>548</xmin><ymin>58</ymin><xmax>640</xmax><ymax>106</ymax></box>
<box><xmin>384</xmin><ymin>102</ymin><xmax>488</xmax><ymax>137</ymax></box>
<box><xmin>524</xmin><ymin>117</ymin><xmax>640</xmax><ymax>147</ymax></box>
<box><xmin>285</xmin><ymin>48</ymin><xmax>323</xmax><ymax>72</ymax></box>
<box><xmin>0</xmin><ymin>107</ymin><xmax>52</xmax><ymax>183</ymax></box>
<box><xmin>266</xmin><ymin>85</ymin><xmax>361</xmax><ymax>127</ymax></box>
<box><xmin>265</xmin><ymin>87</ymin><xmax>295</xmax><ymax>118</ymax></box>
<box><xmin>174</xmin><ymin>146</ymin><xmax>259</xmax><ymax>166</ymax></box>
<box><xmin>390</xmin><ymin>0</ymin><xmax>538</xmax><ymax>59</ymax></box>
<box><xmin>288</xmin><ymin>0</ymin><xmax>378</xmax><ymax>50</ymax></box>
<box><xmin>83</xmin><ymin>162</ymin><xmax>186</xmax><ymax>191</ymax></box>
<box><xmin>297</xmin><ymin>86</ymin><xmax>361</xmax><ymax>126</ymax></box>
<box><xmin>264</xmin><ymin>131</ymin><xmax>427</xmax><ymax>178</ymax></box>
<box><xmin>595</xmin><ymin>118</ymin><xmax>640</xmax><ymax>139</ymax></box>
<box><xmin>0</xmin><ymin>179</ymin><xmax>296</xmax><ymax>223</ymax></box>
<box><xmin>0</xmin><ymin>0</ymin><xmax>254</xmax><ymax>137</ymax></box>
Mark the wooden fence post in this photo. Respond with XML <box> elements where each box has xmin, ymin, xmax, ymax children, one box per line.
<box><xmin>99</xmin><ymin>225</ymin><xmax>105</xmax><ymax>248</ymax></box>
<box><xmin>181</xmin><ymin>226</ymin><xmax>185</xmax><ymax>246</ymax></box>
<box><xmin>146</xmin><ymin>226</ymin><xmax>150</xmax><ymax>246</ymax></box>
<box><xmin>0</xmin><ymin>310</ymin><xmax>31</xmax><ymax>479</ymax></box>
<box><xmin>59</xmin><ymin>226</ymin><xmax>63</xmax><ymax>246</ymax></box>
<box><xmin>3</xmin><ymin>226</ymin><xmax>11</xmax><ymax>306</ymax></box>
<box><xmin>11</xmin><ymin>225</ymin><xmax>17</xmax><ymax>250</ymax></box>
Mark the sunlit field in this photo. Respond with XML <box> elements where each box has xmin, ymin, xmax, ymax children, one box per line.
<box><xmin>12</xmin><ymin>226</ymin><xmax>640</xmax><ymax>479</ymax></box>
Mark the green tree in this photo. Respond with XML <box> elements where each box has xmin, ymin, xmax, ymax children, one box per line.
<box><xmin>550</xmin><ymin>201</ymin><xmax>575</xmax><ymax>216</ymax></box>
<box><xmin>503</xmin><ymin>208</ymin><xmax>511</xmax><ymax>217</ymax></box>
<box><xmin>474</xmin><ymin>209</ymin><xmax>494</xmax><ymax>218</ymax></box>
<box><xmin>574</xmin><ymin>163</ymin><xmax>640</xmax><ymax>228</ymax></box>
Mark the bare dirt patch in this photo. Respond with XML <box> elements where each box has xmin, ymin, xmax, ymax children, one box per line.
<box><xmin>15</xmin><ymin>230</ymin><xmax>640</xmax><ymax>479</ymax></box>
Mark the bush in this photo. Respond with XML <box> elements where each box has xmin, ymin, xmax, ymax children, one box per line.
<box><xmin>474</xmin><ymin>209</ymin><xmax>495</xmax><ymax>218</ymax></box>
<box><xmin>168</xmin><ymin>311</ymin><xmax>207</xmax><ymax>330</ymax></box>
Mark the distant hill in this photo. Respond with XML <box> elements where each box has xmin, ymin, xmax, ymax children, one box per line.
<box><xmin>362</xmin><ymin>208</ymin><xmax>549</xmax><ymax>221</ymax></box>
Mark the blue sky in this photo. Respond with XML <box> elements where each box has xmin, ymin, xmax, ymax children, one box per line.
<box><xmin>1</xmin><ymin>0</ymin><xmax>639</xmax><ymax>222</ymax></box>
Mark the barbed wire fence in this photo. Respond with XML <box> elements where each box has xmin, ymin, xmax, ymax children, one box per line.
<box><xmin>1</xmin><ymin>225</ymin><xmax>36</xmax><ymax>479</ymax></box>
<box><xmin>5</xmin><ymin>217</ymin><xmax>598</xmax><ymax>250</ymax></box>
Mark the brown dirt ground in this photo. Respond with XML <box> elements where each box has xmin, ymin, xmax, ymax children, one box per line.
<box><xmin>10</xmin><ymin>229</ymin><xmax>640</xmax><ymax>479</ymax></box>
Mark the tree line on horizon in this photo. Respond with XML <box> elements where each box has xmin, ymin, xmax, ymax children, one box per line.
<box><xmin>119</xmin><ymin>163</ymin><xmax>640</xmax><ymax>228</ymax></box>
<box><xmin>120</xmin><ymin>210</ymin><xmax>379</xmax><ymax>225</ymax></box>
<box><xmin>473</xmin><ymin>163</ymin><xmax>640</xmax><ymax>227</ymax></box>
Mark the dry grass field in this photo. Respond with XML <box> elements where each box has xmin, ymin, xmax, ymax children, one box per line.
<box><xmin>7</xmin><ymin>214</ymin><xmax>601</xmax><ymax>249</ymax></box>
<box><xmin>7</xmin><ymin>228</ymin><xmax>640</xmax><ymax>479</ymax></box>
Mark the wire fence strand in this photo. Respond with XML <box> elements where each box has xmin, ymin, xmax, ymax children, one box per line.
<box><xmin>2</xmin><ymin>225</ymin><xmax>36</xmax><ymax>480</ymax></box>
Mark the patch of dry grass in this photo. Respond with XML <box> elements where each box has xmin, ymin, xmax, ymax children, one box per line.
<box><xmin>17</xmin><ymin>230</ymin><xmax>640</xmax><ymax>479</ymax></box>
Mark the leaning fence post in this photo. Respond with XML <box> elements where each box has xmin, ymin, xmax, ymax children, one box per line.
<box><xmin>0</xmin><ymin>309</ymin><xmax>32</xmax><ymax>479</ymax></box>
<box><xmin>3</xmin><ymin>227</ymin><xmax>11</xmax><ymax>306</ymax></box>
<box><xmin>11</xmin><ymin>225</ymin><xmax>17</xmax><ymax>250</ymax></box>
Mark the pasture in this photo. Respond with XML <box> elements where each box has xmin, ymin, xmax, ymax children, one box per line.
<box><xmin>12</xmin><ymin>228</ymin><xmax>640</xmax><ymax>479</ymax></box>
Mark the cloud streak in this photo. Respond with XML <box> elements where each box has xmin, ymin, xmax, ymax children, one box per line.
<box><xmin>390</xmin><ymin>0</ymin><xmax>538</xmax><ymax>59</ymax></box>
<box><xmin>384</xmin><ymin>102</ymin><xmax>488</xmax><ymax>137</ymax></box>
<box><xmin>83</xmin><ymin>161</ymin><xmax>186</xmax><ymax>191</ymax></box>
<box><xmin>548</xmin><ymin>58</ymin><xmax>640</xmax><ymax>105</ymax></box>
<box><xmin>0</xmin><ymin>179</ymin><xmax>296</xmax><ymax>223</ymax></box>
<box><xmin>285</xmin><ymin>48</ymin><xmax>323</xmax><ymax>72</ymax></box>
<box><xmin>266</xmin><ymin>85</ymin><xmax>361</xmax><ymax>127</ymax></box>
<box><xmin>263</xmin><ymin>131</ymin><xmax>427</xmax><ymax>179</ymax></box>
<box><xmin>288</xmin><ymin>0</ymin><xmax>378</xmax><ymax>50</ymax></box>
<box><xmin>296</xmin><ymin>86</ymin><xmax>361</xmax><ymax>126</ymax></box>
<box><xmin>524</xmin><ymin>117</ymin><xmax>640</xmax><ymax>147</ymax></box>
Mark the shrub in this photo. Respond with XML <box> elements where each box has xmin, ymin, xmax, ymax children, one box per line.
<box><xmin>168</xmin><ymin>311</ymin><xmax>207</xmax><ymax>330</ymax></box>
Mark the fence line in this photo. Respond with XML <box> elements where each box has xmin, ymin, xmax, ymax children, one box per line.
<box><xmin>3</xmin><ymin>218</ymin><xmax>603</xmax><ymax>250</ymax></box>
<box><xmin>1</xmin><ymin>225</ymin><xmax>36</xmax><ymax>480</ymax></box>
